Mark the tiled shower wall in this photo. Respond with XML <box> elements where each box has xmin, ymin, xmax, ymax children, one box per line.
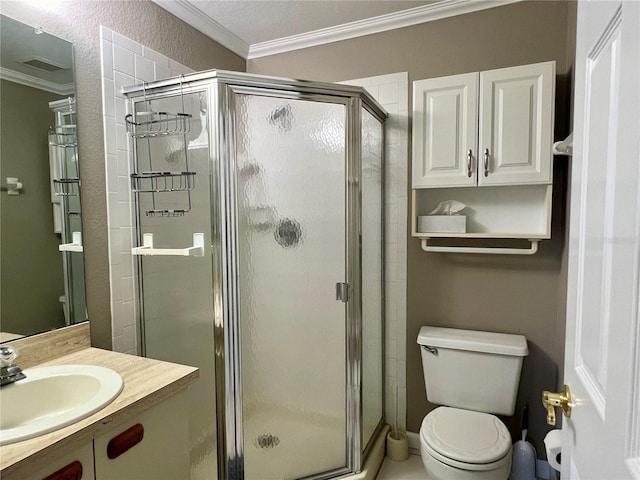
<box><xmin>343</xmin><ymin>73</ymin><xmax>409</xmax><ymax>431</ymax></box>
<box><xmin>100</xmin><ymin>28</ymin><xmax>408</xmax><ymax>430</ymax></box>
<box><xmin>99</xmin><ymin>27</ymin><xmax>193</xmax><ymax>355</ymax></box>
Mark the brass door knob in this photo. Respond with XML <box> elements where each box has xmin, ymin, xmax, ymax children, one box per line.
<box><xmin>542</xmin><ymin>384</ymin><xmax>572</xmax><ymax>426</ymax></box>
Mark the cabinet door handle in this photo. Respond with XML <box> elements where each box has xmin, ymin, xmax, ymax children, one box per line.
<box><xmin>467</xmin><ymin>149</ymin><xmax>473</xmax><ymax>178</ymax></box>
<box><xmin>107</xmin><ymin>423</ymin><xmax>144</xmax><ymax>459</ymax></box>
<box><xmin>483</xmin><ymin>148</ymin><xmax>490</xmax><ymax>177</ymax></box>
<box><xmin>42</xmin><ymin>460</ymin><xmax>83</xmax><ymax>480</ymax></box>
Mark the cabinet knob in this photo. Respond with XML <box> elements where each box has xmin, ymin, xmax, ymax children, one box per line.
<box><xmin>483</xmin><ymin>148</ymin><xmax>490</xmax><ymax>177</ymax></box>
<box><xmin>467</xmin><ymin>150</ymin><xmax>473</xmax><ymax>178</ymax></box>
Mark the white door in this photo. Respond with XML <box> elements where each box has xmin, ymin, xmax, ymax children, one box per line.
<box><xmin>412</xmin><ymin>72</ymin><xmax>478</xmax><ymax>188</ymax></box>
<box><xmin>479</xmin><ymin>62</ymin><xmax>555</xmax><ymax>186</ymax></box>
<box><xmin>561</xmin><ymin>1</ymin><xmax>640</xmax><ymax>479</ymax></box>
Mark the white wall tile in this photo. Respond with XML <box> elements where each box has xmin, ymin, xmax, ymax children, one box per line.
<box><xmin>108</xmin><ymin>228</ymin><xmax>122</xmax><ymax>265</ymax></box>
<box><xmin>102</xmin><ymin>79</ymin><xmax>115</xmax><ymax>118</ymax></box>
<box><xmin>115</xmin><ymin>124</ymin><xmax>128</xmax><ymax>152</ymax></box>
<box><xmin>135</xmin><ymin>55</ymin><xmax>155</xmax><ymax>83</ymax></box>
<box><xmin>113</xmin><ymin>44</ymin><xmax>135</xmax><ymax>76</ymax></box>
<box><xmin>115</xmin><ymin>98</ymin><xmax>126</xmax><ymax>125</ymax></box>
<box><xmin>122</xmin><ymin>276</ymin><xmax>135</xmax><ymax>303</ymax></box>
<box><xmin>100</xmin><ymin>39</ymin><xmax>113</xmax><ymax>81</ymax></box>
<box><xmin>155</xmin><ymin>63</ymin><xmax>171</xmax><ymax>82</ymax></box>
<box><xmin>100</xmin><ymin>26</ymin><xmax>112</xmax><ymax>41</ymax></box>
<box><xmin>110</xmin><ymin>301</ymin><xmax>124</xmax><ymax>336</ymax></box>
<box><xmin>142</xmin><ymin>46</ymin><xmax>169</xmax><ymax>67</ymax></box>
<box><xmin>117</xmin><ymin>149</ymin><xmax>130</xmax><ymax>176</ymax></box>
<box><xmin>379</xmin><ymin>83</ymin><xmax>399</xmax><ymax>105</ymax></box>
<box><xmin>112</xmin><ymin>31</ymin><xmax>143</xmax><ymax>55</ymax></box>
<box><xmin>104</xmin><ymin>121</ymin><xmax>117</xmax><ymax>156</ymax></box>
<box><xmin>106</xmin><ymin>154</ymin><xmax>118</xmax><ymax>192</ymax></box>
<box><xmin>113</xmin><ymin>71</ymin><xmax>134</xmax><ymax>99</ymax></box>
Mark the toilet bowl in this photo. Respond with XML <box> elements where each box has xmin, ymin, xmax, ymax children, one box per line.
<box><xmin>419</xmin><ymin>407</ymin><xmax>512</xmax><ymax>480</ymax></box>
<box><xmin>417</xmin><ymin>326</ymin><xmax>528</xmax><ymax>480</ymax></box>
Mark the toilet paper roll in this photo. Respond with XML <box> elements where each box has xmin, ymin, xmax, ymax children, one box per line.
<box><xmin>544</xmin><ymin>429</ymin><xmax>562</xmax><ymax>471</ymax></box>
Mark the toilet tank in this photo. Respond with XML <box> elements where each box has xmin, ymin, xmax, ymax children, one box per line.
<box><xmin>417</xmin><ymin>326</ymin><xmax>528</xmax><ymax>416</ymax></box>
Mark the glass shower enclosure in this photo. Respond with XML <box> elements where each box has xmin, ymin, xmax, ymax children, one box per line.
<box><xmin>123</xmin><ymin>70</ymin><xmax>385</xmax><ymax>480</ymax></box>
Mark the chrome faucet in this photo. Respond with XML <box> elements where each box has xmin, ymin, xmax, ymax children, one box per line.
<box><xmin>0</xmin><ymin>347</ymin><xmax>26</xmax><ymax>386</ymax></box>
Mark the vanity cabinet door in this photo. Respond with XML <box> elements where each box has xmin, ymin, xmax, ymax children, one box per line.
<box><xmin>21</xmin><ymin>443</ymin><xmax>94</xmax><ymax>480</ymax></box>
<box><xmin>412</xmin><ymin>72</ymin><xmax>479</xmax><ymax>188</ymax></box>
<box><xmin>93</xmin><ymin>391</ymin><xmax>189</xmax><ymax>480</ymax></box>
<box><xmin>478</xmin><ymin>61</ymin><xmax>555</xmax><ymax>186</ymax></box>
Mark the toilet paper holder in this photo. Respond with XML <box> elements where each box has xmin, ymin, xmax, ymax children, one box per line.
<box><xmin>542</xmin><ymin>384</ymin><xmax>572</xmax><ymax>426</ymax></box>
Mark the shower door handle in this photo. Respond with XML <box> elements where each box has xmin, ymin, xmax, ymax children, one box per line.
<box><xmin>336</xmin><ymin>283</ymin><xmax>349</xmax><ymax>303</ymax></box>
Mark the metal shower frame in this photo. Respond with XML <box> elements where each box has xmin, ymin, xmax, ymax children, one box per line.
<box><xmin>123</xmin><ymin>70</ymin><xmax>387</xmax><ymax>480</ymax></box>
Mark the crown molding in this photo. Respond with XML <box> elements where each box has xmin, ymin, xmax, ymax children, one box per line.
<box><xmin>248</xmin><ymin>0</ymin><xmax>522</xmax><ymax>59</ymax></box>
<box><xmin>0</xmin><ymin>67</ymin><xmax>74</xmax><ymax>95</ymax></box>
<box><xmin>152</xmin><ymin>0</ymin><xmax>249</xmax><ymax>59</ymax></box>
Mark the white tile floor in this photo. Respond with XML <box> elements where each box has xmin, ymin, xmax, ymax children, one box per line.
<box><xmin>376</xmin><ymin>454</ymin><xmax>429</xmax><ymax>479</ymax></box>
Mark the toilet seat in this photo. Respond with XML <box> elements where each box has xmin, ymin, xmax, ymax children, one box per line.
<box><xmin>420</xmin><ymin>407</ymin><xmax>512</xmax><ymax>471</ymax></box>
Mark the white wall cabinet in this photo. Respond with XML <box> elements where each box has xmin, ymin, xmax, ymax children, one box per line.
<box><xmin>412</xmin><ymin>72</ymin><xmax>478</xmax><ymax>187</ymax></box>
<box><xmin>411</xmin><ymin>62</ymin><xmax>556</xmax><ymax>252</ymax></box>
<box><xmin>479</xmin><ymin>62</ymin><xmax>555</xmax><ymax>185</ymax></box>
<box><xmin>413</xmin><ymin>61</ymin><xmax>555</xmax><ymax>188</ymax></box>
<box><xmin>22</xmin><ymin>392</ymin><xmax>188</xmax><ymax>480</ymax></box>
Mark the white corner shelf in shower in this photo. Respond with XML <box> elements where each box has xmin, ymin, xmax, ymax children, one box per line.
<box><xmin>59</xmin><ymin>231</ymin><xmax>83</xmax><ymax>252</ymax></box>
<box><xmin>131</xmin><ymin>233</ymin><xmax>204</xmax><ymax>257</ymax></box>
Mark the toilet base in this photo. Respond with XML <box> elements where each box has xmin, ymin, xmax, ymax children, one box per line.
<box><xmin>421</xmin><ymin>446</ymin><xmax>512</xmax><ymax>480</ymax></box>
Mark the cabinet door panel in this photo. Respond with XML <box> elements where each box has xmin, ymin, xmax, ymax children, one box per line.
<box><xmin>412</xmin><ymin>72</ymin><xmax>478</xmax><ymax>188</ymax></box>
<box><xmin>94</xmin><ymin>391</ymin><xmax>189</xmax><ymax>480</ymax></box>
<box><xmin>479</xmin><ymin>62</ymin><xmax>555</xmax><ymax>185</ymax></box>
<box><xmin>19</xmin><ymin>443</ymin><xmax>94</xmax><ymax>480</ymax></box>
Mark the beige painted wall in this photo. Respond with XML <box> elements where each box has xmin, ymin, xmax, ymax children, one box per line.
<box><xmin>0</xmin><ymin>80</ymin><xmax>66</xmax><ymax>335</ymax></box>
<box><xmin>3</xmin><ymin>0</ymin><xmax>246</xmax><ymax>348</ymax></box>
<box><xmin>249</xmin><ymin>0</ymin><xmax>576</xmax><ymax>454</ymax></box>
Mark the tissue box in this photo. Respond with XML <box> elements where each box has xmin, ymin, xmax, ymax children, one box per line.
<box><xmin>418</xmin><ymin>215</ymin><xmax>466</xmax><ymax>233</ymax></box>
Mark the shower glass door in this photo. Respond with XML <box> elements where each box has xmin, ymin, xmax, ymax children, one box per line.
<box><xmin>234</xmin><ymin>92</ymin><xmax>348</xmax><ymax>480</ymax></box>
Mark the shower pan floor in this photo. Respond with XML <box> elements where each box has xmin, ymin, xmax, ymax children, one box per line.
<box><xmin>243</xmin><ymin>404</ymin><xmax>345</xmax><ymax>480</ymax></box>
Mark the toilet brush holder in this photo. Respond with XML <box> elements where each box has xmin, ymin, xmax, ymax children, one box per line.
<box><xmin>386</xmin><ymin>430</ymin><xmax>409</xmax><ymax>461</ymax></box>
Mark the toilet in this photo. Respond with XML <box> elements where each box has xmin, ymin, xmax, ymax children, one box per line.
<box><xmin>417</xmin><ymin>326</ymin><xmax>528</xmax><ymax>480</ymax></box>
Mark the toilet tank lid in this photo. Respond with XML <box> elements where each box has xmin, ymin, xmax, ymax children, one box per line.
<box><xmin>417</xmin><ymin>326</ymin><xmax>528</xmax><ymax>356</ymax></box>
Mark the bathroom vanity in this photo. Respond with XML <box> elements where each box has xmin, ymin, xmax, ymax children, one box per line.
<box><xmin>0</xmin><ymin>324</ymin><xmax>199</xmax><ymax>480</ymax></box>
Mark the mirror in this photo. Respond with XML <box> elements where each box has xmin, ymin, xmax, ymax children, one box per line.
<box><xmin>0</xmin><ymin>14</ymin><xmax>86</xmax><ymax>341</ymax></box>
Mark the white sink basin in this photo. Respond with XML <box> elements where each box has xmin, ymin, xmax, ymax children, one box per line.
<box><xmin>0</xmin><ymin>365</ymin><xmax>123</xmax><ymax>445</ymax></box>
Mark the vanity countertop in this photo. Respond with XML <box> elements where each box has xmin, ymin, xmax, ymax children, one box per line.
<box><xmin>0</xmin><ymin>347</ymin><xmax>199</xmax><ymax>478</ymax></box>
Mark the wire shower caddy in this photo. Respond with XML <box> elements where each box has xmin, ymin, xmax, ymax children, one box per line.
<box><xmin>126</xmin><ymin>76</ymin><xmax>195</xmax><ymax>217</ymax></box>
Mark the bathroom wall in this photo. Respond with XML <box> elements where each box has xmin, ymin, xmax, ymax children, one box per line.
<box><xmin>2</xmin><ymin>0</ymin><xmax>246</xmax><ymax>349</ymax></box>
<box><xmin>248</xmin><ymin>0</ymin><xmax>576</xmax><ymax>454</ymax></box>
<box><xmin>0</xmin><ymin>80</ymin><xmax>66</xmax><ymax>335</ymax></box>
